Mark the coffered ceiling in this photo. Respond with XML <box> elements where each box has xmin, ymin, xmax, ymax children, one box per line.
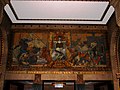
<box><xmin>4</xmin><ymin>0</ymin><xmax>114</xmax><ymax>24</ymax></box>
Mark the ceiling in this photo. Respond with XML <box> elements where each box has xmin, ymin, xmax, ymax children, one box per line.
<box><xmin>4</xmin><ymin>0</ymin><xmax>114</xmax><ymax>24</ymax></box>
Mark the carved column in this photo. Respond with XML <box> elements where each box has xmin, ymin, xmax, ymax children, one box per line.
<box><xmin>0</xmin><ymin>4</ymin><xmax>11</xmax><ymax>89</ymax></box>
<box><xmin>110</xmin><ymin>0</ymin><xmax>120</xmax><ymax>89</ymax></box>
<box><xmin>0</xmin><ymin>29</ymin><xmax>2</xmax><ymax>90</ymax></box>
<box><xmin>107</xmin><ymin>8</ymin><xmax>120</xmax><ymax>90</ymax></box>
<box><xmin>110</xmin><ymin>28</ymin><xmax>119</xmax><ymax>90</ymax></box>
<box><xmin>0</xmin><ymin>29</ymin><xmax>8</xmax><ymax>90</ymax></box>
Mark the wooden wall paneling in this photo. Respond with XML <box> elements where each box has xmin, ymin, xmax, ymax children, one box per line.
<box><xmin>41</xmin><ymin>74</ymin><xmax>77</xmax><ymax>81</ymax></box>
<box><xmin>5</xmin><ymin>73</ymin><xmax>34</xmax><ymax>80</ymax></box>
<box><xmin>83</xmin><ymin>73</ymin><xmax>112</xmax><ymax>80</ymax></box>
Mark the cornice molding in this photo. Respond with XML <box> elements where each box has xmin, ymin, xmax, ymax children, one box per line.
<box><xmin>0</xmin><ymin>0</ymin><xmax>10</xmax><ymax>24</ymax></box>
<box><xmin>0</xmin><ymin>0</ymin><xmax>9</xmax><ymax>6</ymax></box>
<box><xmin>11</xmin><ymin>25</ymin><xmax>107</xmax><ymax>32</ymax></box>
<box><xmin>116</xmin><ymin>1</ymin><xmax>120</xmax><ymax>27</ymax></box>
<box><xmin>110</xmin><ymin>0</ymin><xmax>120</xmax><ymax>27</ymax></box>
<box><xmin>110</xmin><ymin>0</ymin><xmax>119</xmax><ymax>7</ymax></box>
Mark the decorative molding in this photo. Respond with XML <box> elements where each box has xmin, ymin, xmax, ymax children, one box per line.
<box><xmin>76</xmin><ymin>75</ymin><xmax>84</xmax><ymax>84</ymax></box>
<box><xmin>110</xmin><ymin>0</ymin><xmax>120</xmax><ymax>27</ymax></box>
<box><xmin>7</xmin><ymin>66</ymin><xmax>111</xmax><ymax>72</ymax></box>
<box><xmin>111</xmin><ymin>29</ymin><xmax>119</xmax><ymax>72</ymax></box>
<box><xmin>116</xmin><ymin>16</ymin><xmax>120</xmax><ymax>27</ymax></box>
<box><xmin>7</xmin><ymin>0</ymin><xmax>109</xmax><ymax>1</ymax></box>
<box><xmin>110</xmin><ymin>0</ymin><xmax>119</xmax><ymax>7</ymax></box>
<box><xmin>5</xmin><ymin>73</ymin><xmax>34</xmax><ymax>80</ymax></box>
<box><xmin>115</xmin><ymin>0</ymin><xmax>120</xmax><ymax>27</ymax></box>
<box><xmin>6</xmin><ymin>71</ymin><xmax>112</xmax><ymax>74</ymax></box>
<box><xmin>4</xmin><ymin>72</ymin><xmax>112</xmax><ymax>81</ymax></box>
<box><xmin>0</xmin><ymin>30</ymin><xmax>8</xmax><ymax>90</ymax></box>
<box><xmin>117</xmin><ymin>31</ymin><xmax>120</xmax><ymax>72</ymax></box>
<box><xmin>41</xmin><ymin>73</ymin><xmax>77</xmax><ymax>80</ymax></box>
<box><xmin>112</xmin><ymin>34</ymin><xmax>119</xmax><ymax>72</ymax></box>
<box><xmin>9</xmin><ymin>1</ymin><xmax>109</xmax><ymax>22</ymax></box>
<box><xmin>0</xmin><ymin>0</ymin><xmax>9</xmax><ymax>5</ymax></box>
<box><xmin>0</xmin><ymin>30</ymin><xmax>2</xmax><ymax>65</ymax></box>
<box><xmin>11</xmin><ymin>25</ymin><xmax>107</xmax><ymax>32</ymax></box>
<box><xmin>110</xmin><ymin>23</ymin><xmax>119</xmax><ymax>90</ymax></box>
<box><xmin>109</xmin><ymin>19</ymin><xmax>119</xmax><ymax>71</ymax></box>
<box><xmin>116</xmin><ymin>73</ymin><xmax>120</xmax><ymax>78</ymax></box>
<box><xmin>33</xmin><ymin>74</ymin><xmax>42</xmax><ymax>84</ymax></box>
<box><xmin>84</xmin><ymin>73</ymin><xmax>113</xmax><ymax>80</ymax></box>
<box><xmin>0</xmin><ymin>7</ymin><xmax>11</xmax><ymax>90</ymax></box>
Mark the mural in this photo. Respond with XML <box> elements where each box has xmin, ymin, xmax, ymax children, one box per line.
<box><xmin>12</xmin><ymin>32</ymin><xmax>108</xmax><ymax>68</ymax></box>
<box><xmin>12</xmin><ymin>33</ymin><xmax>49</xmax><ymax>67</ymax></box>
<box><xmin>70</xmin><ymin>33</ymin><xmax>107</xmax><ymax>66</ymax></box>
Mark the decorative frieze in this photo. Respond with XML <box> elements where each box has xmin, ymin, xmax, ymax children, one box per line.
<box><xmin>11</xmin><ymin>25</ymin><xmax>107</xmax><ymax>32</ymax></box>
<box><xmin>6</xmin><ymin>71</ymin><xmax>112</xmax><ymax>75</ymax></box>
<box><xmin>4</xmin><ymin>71</ymin><xmax>112</xmax><ymax>81</ymax></box>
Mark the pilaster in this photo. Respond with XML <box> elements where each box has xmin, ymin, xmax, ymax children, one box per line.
<box><xmin>0</xmin><ymin>30</ymin><xmax>8</xmax><ymax>90</ymax></box>
<box><xmin>110</xmin><ymin>27</ymin><xmax>119</xmax><ymax>90</ymax></box>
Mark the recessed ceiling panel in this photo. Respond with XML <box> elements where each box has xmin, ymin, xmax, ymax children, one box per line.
<box><xmin>4</xmin><ymin>0</ymin><xmax>114</xmax><ymax>24</ymax></box>
<box><xmin>10</xmin><ymin>1</ymin><xmax>109</xmax><ymax>20</ymax></box>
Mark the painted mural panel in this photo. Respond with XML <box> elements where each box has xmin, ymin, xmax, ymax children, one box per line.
<box><xmin>12</xmin><ymin>32</ymin><xmax>49</xmax><ymax>66</ymax></box>
<box><xmin>70</xmin><ymin>33</ymin><xmax>107</xmax><ymax>67</ymax></box>
<box><xmin>12</xmin><ymin>32</ymin><xmax>109</xmax><ymax>68</ymax></box>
